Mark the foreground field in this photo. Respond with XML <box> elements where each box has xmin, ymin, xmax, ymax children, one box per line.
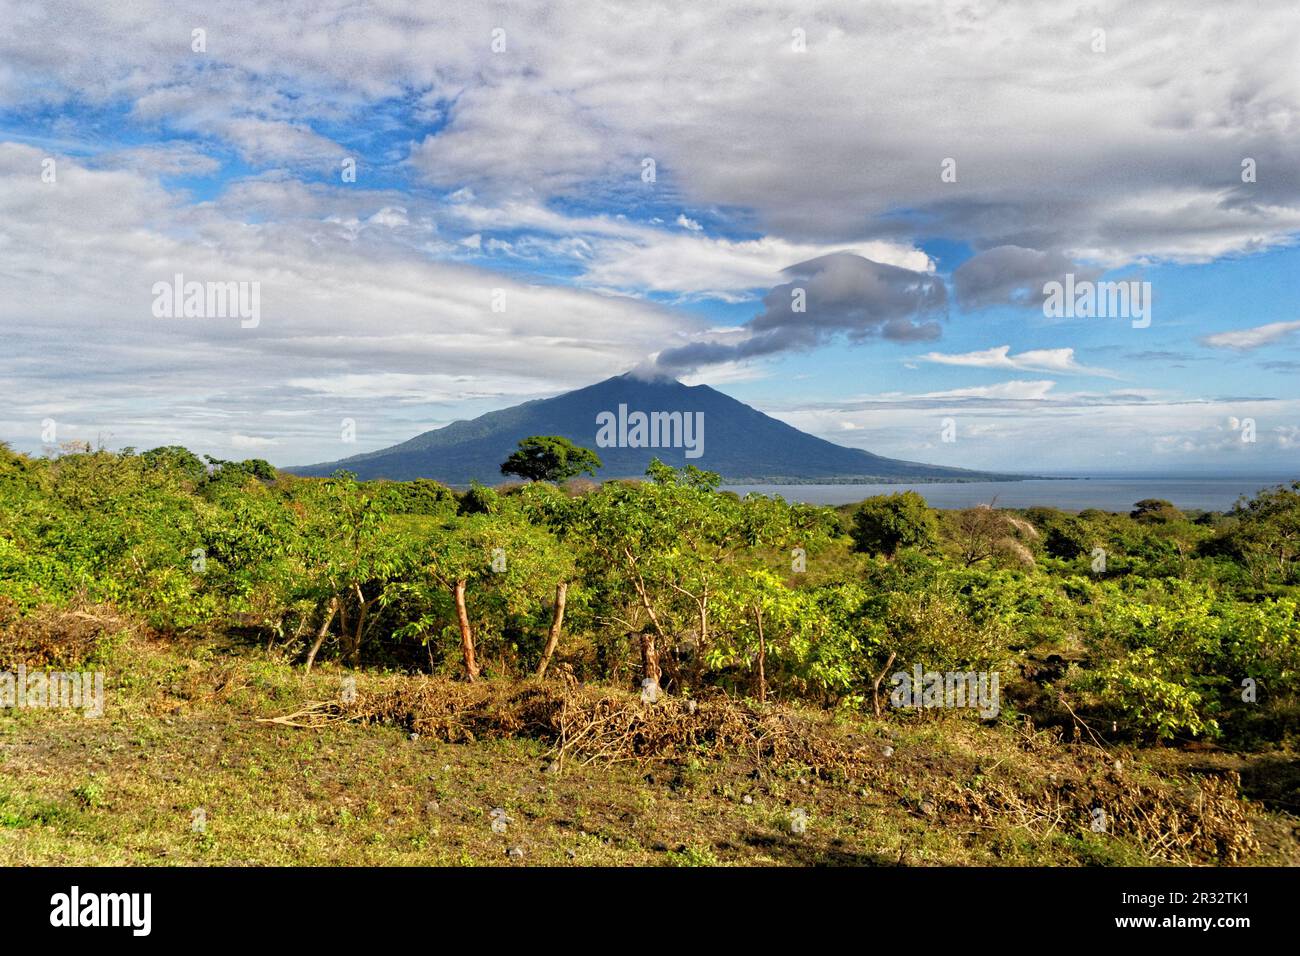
<box><xmin>2</xmin><ymin>632</ymin><xmax>1296</xmax><ymax>866</ymax></box>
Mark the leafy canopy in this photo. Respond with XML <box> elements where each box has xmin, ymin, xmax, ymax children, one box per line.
<box><xmin>500</xmin><ymin>435</ymin><xmax>602</xmax><ymax>483</ymax></box>
<box><xmin>849</xmin><ymin>491</ymin><xmax>938</xmax><ymax>558</ymax></box>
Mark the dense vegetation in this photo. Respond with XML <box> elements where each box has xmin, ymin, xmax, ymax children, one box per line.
<box><xmin>2</xmin><ymin>441</ymin><xmax>1297</xmax><ymax>750</ymax></box>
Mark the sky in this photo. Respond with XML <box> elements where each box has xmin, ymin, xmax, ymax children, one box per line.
<box><xmin>1</xmin><ymin>0</ymin><xmax>1298</xmax><ymax>476</ymax></box>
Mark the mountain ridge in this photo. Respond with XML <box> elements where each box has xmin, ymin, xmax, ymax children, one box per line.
<box><xmin>289</xmin><ymin>374</ymin><xmax>1022</xmax><ymax>485</ymax></box>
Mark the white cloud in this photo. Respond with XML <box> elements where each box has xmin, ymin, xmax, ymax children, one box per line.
<box><xmin>218</xmin><ymin>117</ymin><xmax>346</xmax><ymax>169</ymax></box>
<box><xmin>90</xmin><ymin>142</ymin><xmax>222</xmax><ymax>178</ymax></box>
<box><xmin>0</xmin><ymin>144</ymin><xmax>696</xmax><ymax>464</ymax></box>
<box><xmin>763</xmin><ymin>388</ymin><xmax>1300</xmax><ymax>473</ymax></box>
<box><xmin>439</xmin><ymin>196</ymin><xmax>932</xmax><ymax>298</ymax></box>
<box><xmin>579</xmin><ymin>234</ymin><xmax>931</xmax><ymax>300</ymax></box>
<box><xmin>231</xmin><ymin>434</ymin><xmax>280</xmax><ymax>450</ymax></box>
<box><xmin>4</xmin><ymin>2</ymin><xmax>1297</xmax><ymax>262</ymax></box>
<box><xmin>366</xmin><ymin>207</ymin><xmax>409</xmax><ymax>229</ymax></box>
<box><xmin>917</xmin><ymin>380</ymin><xmax>1061</xmax><ymax>402</ymax></box>
<box><xmin>919</xmin><ymin>346</ymin><xmax>1116</xmax><ymax>377</ymax></box>
<box><xmin>1201</xmin><ymin>319</ymin><xmax>1300</xmax><ymax>350</ymax></box>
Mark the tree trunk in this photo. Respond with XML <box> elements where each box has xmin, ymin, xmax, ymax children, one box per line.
<box><xmin>351</xmin><ymin>583</ymin><xmax>370</xmax><ymax>666</ymax></box>
<box><xmin>535</xmin><ymin>581</ymin><xmax>568</xmax><ymax>679</ymax></box>
<box><xmin>640</xmin><ymin>631</ymin><xmax>661</xmax><ymax>685</ymax></box>
<box><xmin>695</xmin><ymin>591</ymin><xmax>709</xmax><ymax>683</ymax></box>
<box><xmin>303</xmin><ymin>596</ymin><xmax>339</xmax><ymax>673</ymax></box>
<box><xmin>625</xmin><ymin>547</ymin><xmax>670</xmax><ymax>647</ymax></box>
<box><xmin>698</xmin><ymin>596</ymin><xmax>708</xmax><ymax>652</ymax></box>
<box><xmin>337</xmin><ymin>599</ymin><xmax>350</xmax><ymax>662</ymax></box>
<box><xmin>871</xmin><ymin>651</ymin><xmax>898</xmax><ymax>718</ymax></box>
<box><xmin>453</xmin><ymin>579</ymin><xmax>480</xmax><ymax>681</ymax></box>
<box><xmin>754</xmin><ymin>605</ymin><xmax>766</xmax><ymax>705</ymax></box>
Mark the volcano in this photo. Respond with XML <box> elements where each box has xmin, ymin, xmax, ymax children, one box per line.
<box><xmin>289</xmin><ymin>374</ymin><xmax>1014</xmax><ymax>485</ymax></box>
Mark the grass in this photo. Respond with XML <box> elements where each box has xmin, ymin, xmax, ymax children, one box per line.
<box><xmin>0</xmin><ymin>632</ymin><xmax>1296</xmax><ymax>866</ymax></box>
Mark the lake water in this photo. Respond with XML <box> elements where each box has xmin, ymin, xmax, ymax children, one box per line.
<box><xmin>720</xmin><ymin>478</ymin><xmax>1297</xmax><ymax>512</ymax></box>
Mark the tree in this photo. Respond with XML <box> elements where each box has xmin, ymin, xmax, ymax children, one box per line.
<box><xmin>1131</xmin><ymin>498</ymin><xmax>1182</xmax><ymax>524</ymax></box>
<box><xmin>139</xmin><ymin>445</ymin><xmax>208</xmax><ymax>484</ymax></box>
<box><xmin>948</xmin><ymin>503</ymin><xmax>1038</xmax><ymax>567</ymax></box>
<box><xmin>850</xmin><ymin>492</ymin><xmax>937</xmax><ymax>558</ymax></box>
<box><xmin>372</xmin><ymin>478</ymin><xmax>457</xmax><ymax>516</ymax></box>
<box><xmin>1043</xmin><ymin>516</ymin><xmax>1091</xmax><ymax>559</ymax></box>
<box><xmin>500</xmin><ymin>436</ymin><xmax>602</xmax><ymax>483</ymax></box>
<box><xmin>292</xmin><ymin>474</ymin><xmax>413</xmax><ymax>671</ymax></box>
<box><xmin>198</xmin><ymin>490</ymin><xmax>295</xmax><ymax>625</ymax></box>
<box><xmin>457</xmin><ymin>481</ymin><xmax>501</xmax><ymax>516</ymax></box>
<box><xmin>709</xmin><ymin>568</ymin><xmax>805</xmax><ymax>705</ymax></box>
<box><xmin>514</xmin><ymin>482</ymin><xmax>582</xmax><ymax>679</ymax></box>
<box><xmin>564</xmin><ymin>461</ymin><xmax>830</xmax><ymax>691</ymax></box>
<box><xmin>416</xmin><ymin>508</ymin><xmax>573</xmax><ymax>681</ymax></box>
<box><xmin>1204</xmin><ymin>481</ymin><xmax>1300</xmax><ymax>585</ymax></box>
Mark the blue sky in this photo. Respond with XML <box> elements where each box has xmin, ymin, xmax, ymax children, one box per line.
<box><xmin>1</xmin><ymin>1</ymin><xmax>1298</xmax><ymax>476</ymax></box>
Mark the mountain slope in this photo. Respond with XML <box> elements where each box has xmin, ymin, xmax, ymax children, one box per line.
<box><xmin>289</xmin><ymin>374</ymin><xmax>1014</xmax><ymax>484</ymax></box>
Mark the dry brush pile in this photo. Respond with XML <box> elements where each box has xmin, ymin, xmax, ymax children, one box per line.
<box><xmin>0</xmin><ymin>598</ymin><xmax>132</xmax><ymax>668</ymax></box>
<box><xmin>261</xmin><ymin>677</ymin><xmax>860</xmax><ymax>772</ymax></box>
<box><xmin>259</xmin><ymin>676</ymin><xmax>1262</xmax><ymax>864</ymax></box>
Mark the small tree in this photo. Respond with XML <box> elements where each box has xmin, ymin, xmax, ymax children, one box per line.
<box><xmin>293</xmin><ymin>473</ymin><xmax>406</xmax><ymax>671</ymax></box>
<box><xmin>418</xmin><ymin>510</ymin><xmax>573</xmax><ymax>681</ymax></box>
<box><xmin>500</xmin><ymin>436</ymin><xmax>602</xmax><ymax>483</ymax></box>
<box><xmin>850</xmin><ymin>492</ymin><xmax>937</xmax><ymax>558</ymax></box>
<box><xmin>1205</xmin><ymin>481</ymin><xmax>1300</xmax><ymax>585</ymax></box>
<box><xmin>1130</xmin><ymin>498</ymin><xmax>1182</xmax><ymax>524</ymax></box>
<box><xmin>949</xmin><ymin>503</ymin><xmax>1038</xmax><ymax>567</ymax></box>
<box><xmin>139</xmin><ymin>445</ymin><xmax>208</xmax><ymax>484</ymax></box>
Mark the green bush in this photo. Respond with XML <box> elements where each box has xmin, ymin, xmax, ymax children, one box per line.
<box><xmin>849</xmin><ymin>492</ymin><xmax>938</xmax><ymax>558</ymax></box>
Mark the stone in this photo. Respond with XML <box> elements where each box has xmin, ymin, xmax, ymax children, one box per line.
<box><xmin>506</xmin><ymin>846</ymin><xmax>525</xmax><ymax>859</ymax></box>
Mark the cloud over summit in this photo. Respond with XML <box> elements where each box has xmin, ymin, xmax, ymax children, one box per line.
<box><xmin>656</xmin><ymin>252</ymin><xmax>946</xmax><ymax>373</ymax></box>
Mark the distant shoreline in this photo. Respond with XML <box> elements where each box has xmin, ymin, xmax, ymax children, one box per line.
<box><xmin>706</xmin><ymin>474</ymin><xmax>1052</xmax><ymax>485</ymax></box>
<box><xmin>717</xmin><ymin>477</ymin><xmax>1295</xmax><ymax>512</ymax></box>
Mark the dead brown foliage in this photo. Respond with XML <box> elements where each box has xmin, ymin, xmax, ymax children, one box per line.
<box><xmin>259</xmin><ymin>678</ymin><xmax>1261</xmax><ymax>864</ymax></box>
<box><xmin>918</xmin><ymin>740</ymin><xmax>1260</xmax><ymax>865</ymax></box>
<box><xmin>262</xmin><ymin>679</ymin><xmax>858</xmax><ymax>771</ymax></box>
<box><xmin>0</xmin><ymin>598</ymin><xmax>132</xmax><ymax>668</ymax></box>
<box><xmin>945</xmin><ymin>767</ymin><xmax>1258</xmax><ymax>864</ymax></box>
